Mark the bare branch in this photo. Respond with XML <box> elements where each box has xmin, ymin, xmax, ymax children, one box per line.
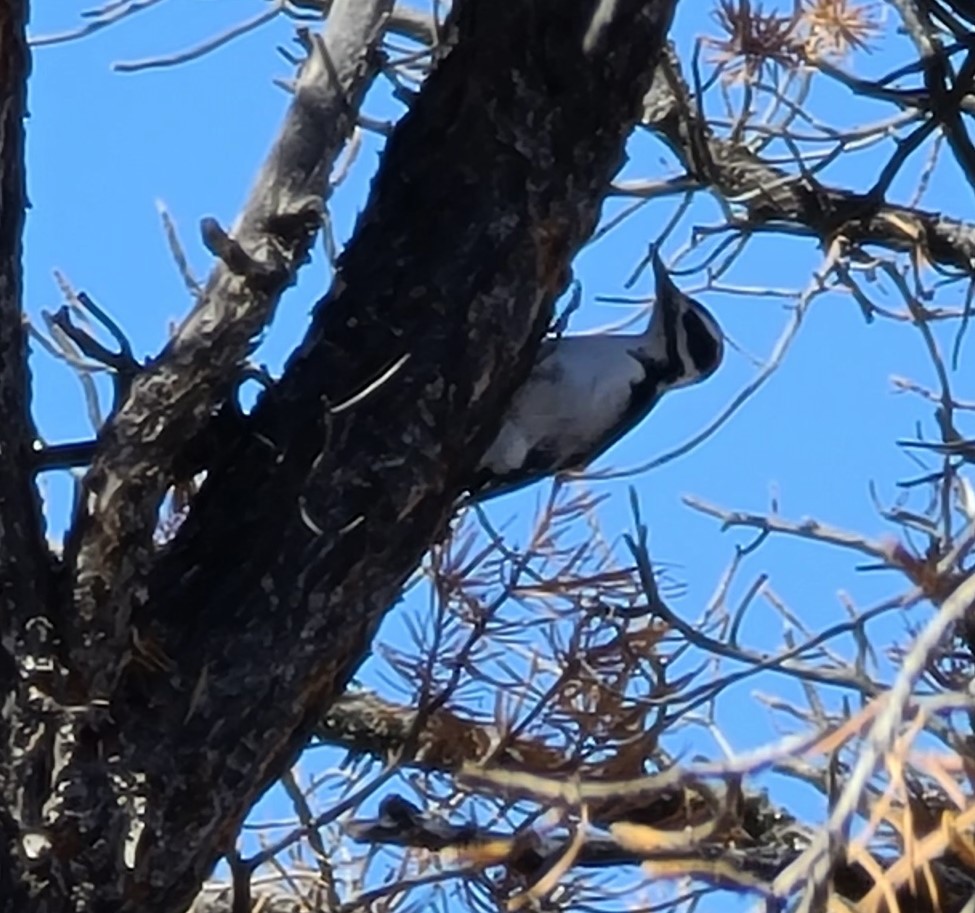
<box><xmin>288</xmin><ymin>0</ymin><xmax>439</xmax><ymax>47</ymax></box>
<box><xmin>64</xmin><ymin>0</ymin><xmax>395</xmax><ymax>699</ymax></box>
<box><xmin>683</xmin><ymin>497</ymin><xmax>895</xmax><ymax>565</ymax></box>
<box><xmin>113</xmin><ymin>3</ymin><xmax>286</xmax><ymax>73</ymax></box>
<box><xmin>29</xmin><ymin>0</ymin><xmax>167</xmax><ymax>48</ymax></box>
<box><xmin>779</xmin><ymin>569</ymin><xmax>975</xmax><ymax>913</ymax></box>
<box><xmin>642</xmin><ymin>48</ymin><xmax>975</xmax><ymax>272</ymax></box>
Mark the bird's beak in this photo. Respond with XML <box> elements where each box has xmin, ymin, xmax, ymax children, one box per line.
<box><xmin>650</xmin><ymin>250</ymin><xmax>682</xmax><ymax>312</ymax></box>
<box><xmin>647</xmin><ymin>249</ymin><xmax>683</xmax><ymax>338</ymax></box>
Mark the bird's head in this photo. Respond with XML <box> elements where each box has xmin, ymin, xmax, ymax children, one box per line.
<box><xmin>648</xmin><ymin>251</ymin><xmax>724</xmax><ymax>389</ymax></box>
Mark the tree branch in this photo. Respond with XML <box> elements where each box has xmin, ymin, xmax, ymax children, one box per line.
<box><xmin>316</xmin><ymin>690</ymin><xmax>786</xmax><ymax>833</ymax></box>
<box><xmin>127</xmin><ymin>7</ymin><xmax>681</xmax><ymax>906</ymax></box>
<box><xmin>642</xmin><ymin>47</ymin><xmax>975</xmax><ymax>271</ymax></box>
<box><xmin>189</xmin><ymin>891</ymin><xmax>321</xmax><ymax>913</ymax></box>
<box><xmin>319</xmin><ymin>692</ymin><xmax>975</xmax><ymax>911</ymax></box>
<box><xmin>289</xmin><ymin>0</ymin><xmax>438</xmax><ymax>47</ymax></box>
<box><xmin>63</xmin><ymin>0</ymin><xmax>394</xmax><ymax>698</ymax></box>
<box><xmin>314</xmin><ymin>688</ymin><xmax>566</xmax><ymax>774</ymax></box>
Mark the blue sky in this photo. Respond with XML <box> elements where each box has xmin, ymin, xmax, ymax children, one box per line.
<box><xmin>23</xmin><ymin>0</ymin><xmax>973</xmax><ymax>904</ymax></box>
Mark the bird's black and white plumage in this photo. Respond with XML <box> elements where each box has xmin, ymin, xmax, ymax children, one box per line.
<box><xmin>472</xmin><ymin>254</ymin><xmax>723</xmax><ymax>500</ymax></box>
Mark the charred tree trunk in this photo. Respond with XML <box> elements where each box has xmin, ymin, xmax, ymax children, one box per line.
<box><xmin>0</xmin><ymin>1</ymin><xmax>679</xmax><ymax>910</ymax></box>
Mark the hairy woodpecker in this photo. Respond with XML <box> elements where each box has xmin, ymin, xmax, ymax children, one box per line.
<box><xmin>472</xmin><ymin>254</ymin><xmax>723</xmax><ymax>500</ymax></box>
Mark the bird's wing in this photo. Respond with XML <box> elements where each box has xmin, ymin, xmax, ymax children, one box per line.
<box><xmin>470</xmin><ymin>348</ymin><xmax>662</xmax><ymax>503</ymax></box>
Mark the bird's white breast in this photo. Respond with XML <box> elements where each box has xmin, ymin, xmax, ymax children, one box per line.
<box><xmin>479</xmin><ymin>335</ymin><xmax>646</xmax><ymax>474</ymax></box>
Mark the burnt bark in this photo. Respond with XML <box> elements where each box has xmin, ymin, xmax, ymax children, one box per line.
<box><xmin>122</xmin><ymin>4</ymin><xmax>678</xmax><ymax>909</ymax></box>
<box><xmin>0</xmin><ymin>1</ymin><xmax>681</xmax><ymax>910</ymax></box>
<box><xmin>0</xmin><ymin>1</ymin><xmax>54</xmax><ymax>908</ymax></box>
<box><xmin>0</xmin><ymin>0</ymin><xmax>49</xmax><ymax>686</ymax></box>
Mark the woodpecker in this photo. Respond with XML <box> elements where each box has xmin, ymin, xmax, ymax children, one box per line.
<box><xmin>472</xmin><ymin>253</ymin><xmax>723</xmax><ymax>500</ymax></box>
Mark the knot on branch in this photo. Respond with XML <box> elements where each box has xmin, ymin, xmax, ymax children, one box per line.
<box><xmin>263</xmin><ymin>198</ymin><xmax>323</xmax><ymax>248</ymax></box>
<box><xmin>200</xmin><ymin>217</ymin><xmax>287</xmax><ymax>292</ymax></box>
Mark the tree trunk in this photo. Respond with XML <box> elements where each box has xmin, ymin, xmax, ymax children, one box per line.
<box><xmin>0</xmin><ymin>1</ymin><xmax>679</xmax><ymax>910</ymax></box>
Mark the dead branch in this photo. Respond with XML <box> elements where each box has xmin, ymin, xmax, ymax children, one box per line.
<box><xmin>287</xmin><ymin>1</ymin><xmax>438</xmax><ymax>48</ymax></box>
<box><xmin>778</xmin><ymin>569</ymin><xmax>975</xmax><ymax>913</ymax></box>
<box><xmin>63</xmin><ymin>0</ymin><xmax>394</xmax><ymax>699</ymax></box>
<box><xmin>641</xmin><ymin>48</ymin><xmax>975</xmax><ymax>273</ymax></box>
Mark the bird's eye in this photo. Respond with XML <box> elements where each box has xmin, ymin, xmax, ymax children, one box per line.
<box><xmin>682</xmin><ymin>311</ymin><xmax>722</xmax><ymax>373</ymax></box>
